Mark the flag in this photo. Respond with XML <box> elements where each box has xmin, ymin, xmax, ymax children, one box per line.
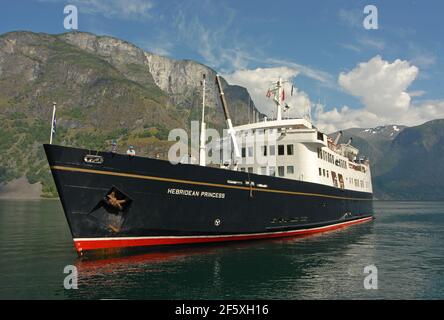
<box><xmin>266</xmin><ymin>89</ymin><xmax>272</xmax><ymax>98</ymax></box>
<box><xmin>281</xmin><ymin>89</ymin><xmax>285</xmax><ymax>101</ymax></box>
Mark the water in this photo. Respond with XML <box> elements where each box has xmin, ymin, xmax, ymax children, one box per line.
<box><xmin>0</xmin><ymin>200</ymin><xmax>443</xmax><ymax>299</ymax></box>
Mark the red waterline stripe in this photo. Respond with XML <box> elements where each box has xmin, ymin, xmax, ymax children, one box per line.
<box><xmin>73</xmin><ymin>216</ymin><xmax>373</xmax><ymax>253</ymax></box>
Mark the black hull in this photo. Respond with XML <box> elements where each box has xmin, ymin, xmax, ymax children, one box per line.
<box><xmin>44</xmin><ymin>144</ymin><xmax>373</xmax><ymax>255</ymax></box>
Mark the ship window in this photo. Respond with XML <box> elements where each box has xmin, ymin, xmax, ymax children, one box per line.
<box><xmin>317</xmin><ymin>131</ymin><xmax>324</xmax><ymax>141</ymax></box>
<box><xmin>278</xmin><ymin>145</ymin><xmax>285</xmax><ymax>155</ymax></box>
<box><xmin>240</xmin><ymin>167</ymin><xmax>245</xmax><ymax>172</ymax></box>
<box><xmin>247</xmin><ymin>147</ymin><xmax>253</xmax><ymax>157</ymax></box>
<box><xmin>248</xmin><ymin>167</ymin><xmax>253</xmax><ymax>173</ymax></box>
<box><xmin>338</xmin><ymin>174</ymin><xmax>345</xmax><ymax>189</ymax></box>
<box><xmin>332</xmin><ymin>171</ymin><xmax>338</xmax><ymax>188</ymax></box>
<box><xmin>269</xmin><ymin>166</ymin><xmax>276</xmax><ymax>177</ymax></box>
<box><xmin>317</xmin><ymin>148</ymin><xmax>321</xmax><ymax>158</ymax></box>
<box><xmin>287</xmin><ymin>144</ymin><xmax>294</xmax><ymax>155</ymax></box>
<box><xmin>278</xmin><ymin>166</ymin><xmax>285</xmax><ymax>177</ymax></box>
<box><xmin>261</xmin><ymin>167</ymin><xmax>267</xmax><ymax>175</ymax></box>
<box><xmin>262</xmin><ymin>146</ymin><xmax>267</xmax><ymax>156</ymax></box>
<box><xmin>287</xmin><ymin>166</ymin><xmax>294</xmax><ymax>174</ymax></box>
<box><xmin>319</xmin><ymin>168</ymin><xmax>322</xmax><ymax>176</ymax></box>
<box><xmin>323</xmin><ymin>169</ymin><xmax>326</xmax><ymax>177</ymax></box>
<box><xmin>241</xmin><ymin>147</ymin><xmax>246</xmax><ymax>158</ymax></box>
<box><xmin>326</xmin><ymin>170</ymin><xmax>329</xmax><ymax>178</ymax></box>
<box><xmin>269</xmin><ymin>145</ymin><xmax>276</xmax><ymax>156</ymax></box>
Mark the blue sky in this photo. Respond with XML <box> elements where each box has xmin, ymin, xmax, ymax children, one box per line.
<box><xmin>1</xmin><ymin>0</ymin><xmax>443</xmax><ymax>131</ymax></box>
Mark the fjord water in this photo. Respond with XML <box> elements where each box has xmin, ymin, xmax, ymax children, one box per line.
<box><xmin>0</xmin><ymin>200</ymin><xmax>443</xmax><ymax>299</ymax></box>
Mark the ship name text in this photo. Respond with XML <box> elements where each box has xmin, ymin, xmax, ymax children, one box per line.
<box><xmin>167</xmin><ymin>188</ymin><xmax>225</xmax><ymax>199</ymax></box>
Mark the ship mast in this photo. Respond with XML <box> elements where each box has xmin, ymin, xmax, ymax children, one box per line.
<box><xmin>199</xmin><ymin>74</ymin><xmax>206</xmax><ymax>166</ymax></box>
<box><xmin>215</xmin><ymin>75</ymin><xmax>241</xmax><ymax>165</ymax></box>
<box><xmin>266</xmin><ymin>78</ymin><xmax>284</xmax><ymax>121</ymax></box>
<box><xmin>49</xmin><ymin>102</ymin><xmax>56</xmax><ymax>144</ymax></box>
<box><xmin>276</xmin><ymin>78</ymin><xmax>283</xmax><ymax>121</ymax></box>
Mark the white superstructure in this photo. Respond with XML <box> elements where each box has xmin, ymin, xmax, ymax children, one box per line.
<box><xmin>233</xmin><ymin>118</ymin><xmax>372</xmax><ymax>193</ymax></box>
<box><xmin>211</xmin><ymin>78</ymin><xmax>372</xmax><ymax>194</ymax></box>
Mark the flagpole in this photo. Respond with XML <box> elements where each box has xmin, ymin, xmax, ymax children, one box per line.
<box><xmin>199</xmin><ymin>74</ymin><xmax>206</xmax><ymax>166</ymax></box>
<box><xmin>50</xmin><ymin>102</ymin><xmax>56</xmax><ymax>145</ymax></box>
<box><xmin>276</xmin><ymin>78</ymin><xmax>282</xmax><ymax>121</ymax></box>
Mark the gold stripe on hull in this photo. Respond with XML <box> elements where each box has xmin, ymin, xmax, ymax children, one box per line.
<box><xmin>50</xmin><ymin>165</ymin><xmax>372</xmax><ymax>201</ymax></box>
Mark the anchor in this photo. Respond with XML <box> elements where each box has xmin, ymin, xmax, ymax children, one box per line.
<box><xmin>106</xmin><ymin>191</ymin><xmax>127</xmax><ymax>211</ymax></box>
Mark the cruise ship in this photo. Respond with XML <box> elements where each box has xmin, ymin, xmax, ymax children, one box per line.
<box><xmin>44</xmin><ymin>75</ymin><xmax>373</xmax><ymax>256</ymax></box>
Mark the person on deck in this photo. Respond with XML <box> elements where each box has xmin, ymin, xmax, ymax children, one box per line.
<box><xmin>111</xmin><ymin>140</ymin><xmax>117</xmax><ymax>154</ymax></box>
<box><xmin>126</xmin><ymin>146</ymin><xmax>136</xmax><ymax>156</ymax></box>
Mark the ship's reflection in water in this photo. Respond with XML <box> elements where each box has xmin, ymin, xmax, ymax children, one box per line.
<box><xmin>1</xmin><ymin>200</ymin><xmax>443</xmax><ymax>299</ymax></box>
<box><xmin>68</xmin><ymin>222</ymin><xmax>378</xmax><ymax>299</ymax></box>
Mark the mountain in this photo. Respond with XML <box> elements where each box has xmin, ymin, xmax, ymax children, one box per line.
<box><xmin>0</xmin><ymin>31</ymin><xmax>261</xmax><ymax>197</ymax></box>
<box><xmin>374</xmin><ymin>119</ymin><xmax>444</xmax><ymax>200</ymax></box>
<box><xmin>332</xmin><ymin>125</ymin><xmax>407</xmax><ymax>177</ymax></box>
<box><xmin>1</xmin><ymin>31</ymin><xmax>443</xmax><ymax>200</ymax></box>
<box><xmin>331</xmin><ymin>120</ymin><xmax>444</xmax><ymax>200</ymax></box>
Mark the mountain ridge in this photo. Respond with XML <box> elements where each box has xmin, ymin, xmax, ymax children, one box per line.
<box><xmin>0</xmin><ymin>30</ymin><xmax>261</xmax><ymax>196</ymax></box>
<box><xmin>331</xmin><ymin>120</ymin><xmax>444</xmax><ymax>200</ymax></box>
<box><xmin>1</xmin><ymin>31</ymin><xmax>443</xmax><ymax>200</ymax></box>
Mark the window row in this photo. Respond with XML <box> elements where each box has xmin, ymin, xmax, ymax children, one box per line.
<box><xmin>241</xmin><ymin>144</ymin><xmax>294</xmax><ymax>158</ymax></box>
<box><xmin>348</xmin><ymin>177</ymin><xmax>365</xmax><ymax>188</ymax></box>
<box><xmin>319</xmin><ymin>168</ymin><xmax>344</xmax><ymax>189</ymax></box>
<box><xmin>317</xmin><ymin>147</ymin><xmax>335</xmax><ymax>164</ymax></box>
<box><xmin>240</xmin><ymin>166</ymin><xmax>295</xmax><ymax>177</ymax></box>
<box><xmin>317</xmin><ymin>148</ymin><xmax>347</xmax><ymax>169</ymax></box>
<box><xmin>319</xmin><ymin>168</ymin><xmax>367</xmax><ymax>189</ymax></box>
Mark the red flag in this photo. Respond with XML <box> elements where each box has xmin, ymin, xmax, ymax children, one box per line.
<box><xmin>281</xmin><ymin>89</ymin><xmax>285</xmax><ymax>101</ymax></box>
<box><xmin>266</xmin><ymin>90</ymin><xmax>271</xmax><ymax>98</ymax></box>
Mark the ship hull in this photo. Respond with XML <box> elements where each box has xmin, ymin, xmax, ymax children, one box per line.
<box><xmin>44</xmin><ymin>144</ymin><xmax>374</xmax><ymax>256</ymax></box>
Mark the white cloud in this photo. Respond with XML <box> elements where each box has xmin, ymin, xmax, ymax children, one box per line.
<box><xmin>315</xmin><ymin>55</ymin><xmax>444</xmax><ymax>132</ymax></box>
<box><xmin>340</xmin><ymin>43</ymin><xmax>362</xmax><ymax>53</ymax></box>
<box><xmin>339</xmin><ymin>55</ymin><xmax>418</xmax><ymax>116</ymax></box>
<box><xmin>40</xmin><ymin>0</ymin><xmax>154</xmax><ymax>21</ymax></box>
<box><xmin>357</xmin><ymin>36</ymin><xmax>385</xmax><ymax>50</ymax></box>
<box><xmin>170</xmin><ymin>1</ymin><xmax>334</xmax><ymax>85</ymax></box>
<box><xmin>408</xmin><ymin>90</ymin><xmax>426</xmax><ymax>97</ymax></box>
<box><xmin>139</xmin><ymin>33</ymin><xmax>174</xmax><ymax>57</ymax></box>
<box><xmin>262</xmin><ymin>58</ymin><xmax>335</xmax><ymax>87</ymax></box>
<box><xmin>172</xmin><ymin>3</ymin><xmax>252</xmax><ymax>72</ymax></box>
<box><xmin>410</xmin><ymin>52</ymin><xmax>436</xmax><ymax>68</ymax></box>
<box><xmin>224</xmin><ymin>67</ymin><xmax>312</xmax><ymax>119</ymax></box>
<box><xmin>222</xmin><ymin>57</ymin><xmax>444</xmax><ymax>134</ymax></box>
<box><xmin>338</xmin><ymin>8</ymin><xmax>362</xmax><ymax>29</ymax></box>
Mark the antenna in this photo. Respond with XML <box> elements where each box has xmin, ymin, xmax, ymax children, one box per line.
<box><xmin>276</xmin><ymin>78</ymin><xmax>283</xmax><ymax>121</ymax></box>
<box><xmin>199</xmin><ymin>74</ymin><xmax>206</xmax><ymax>166</ymax></box>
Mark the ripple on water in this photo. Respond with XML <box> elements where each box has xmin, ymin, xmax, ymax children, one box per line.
<box><xmin>1</xmin><ymin>200</ymin><xmax>444</xmax><ymax>299</ymax></box>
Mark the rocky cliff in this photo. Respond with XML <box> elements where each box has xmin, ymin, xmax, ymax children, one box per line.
<box><xmin>0</xmin><ymin>31</ymin><xmax>260</xmax><ymax>197</ymax></box>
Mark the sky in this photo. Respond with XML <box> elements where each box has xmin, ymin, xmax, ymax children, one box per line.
<box><xmin>1</xmin><ymin>0</ymin><xmax>443</xmax><ymax>132</ymax></box>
